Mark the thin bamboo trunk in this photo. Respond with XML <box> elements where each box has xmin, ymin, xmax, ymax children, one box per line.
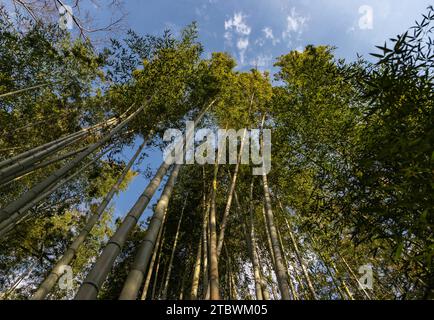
<box><xmin>0</xmin><ymin>82</ymin><xmax>49</xmax><ymax>98</ymax></box>
<box><xmin>262</xmin><ymin>174</ymin><xmax>291</xmax><ymax>300</ymax></box>
<box><xmin>118</xmin><ymin>164</ymin><xmax>182</xmax><ymax>300</ymax></box>
<box><xmin>208</xmin><ymin>162</ymin><xmax>220</xmax><ymax>300</ymax></box>
<box><xmin>1</xmin><ymin>145</ymin><xmax>89</xmax><ymax>186</ymax></box>
<box><xmin>261</xmin><ymin>206</ymin><xmax>276</xmax><ymax>267</ymax></box>
<box><xmin>264</xmin><ymin>258</ymin><xmax>277</xmax><ymax>299</ymax></box>
<box><xmin>190</xmin><ymin>193</ymin><xmax>209</xmax><ymax>299</ymax></box>
<box><xmin>0</xmin><ymin>148</ymin><xmax>110</xmax><ymax>238</ymax></box>
<box><xmin>31</xmin><ymin>141</ymin><xmax>146</xmax><ymax>300</ymax></box>
<box><xmin>202</xmin><ymin>211</ymin><xmax>209</xmax><ymax>299</ymax></box>
<box><xmin>161</xmin><ymin>197</ymin><xmax>187</xmax><ymax>299</ymax></box>
<box><xmin>236</xmin><ymin>178</ymin><xmax>264</xmax><ymax>300</ymax></box>
<box><xmin>0</xmin><ymin>105</ymin><xmax>144</xmax><ymax>225</ymax></box>
<box><xmin>276</xmin><ymin>227</ymin><xmax>298</xmax><ymax>300</ymax></box>
<box><xmin>282</xmin><ymin>217</ymin><xmax>317</xmax><ymax>299</ymax></box>
<box><xmin>339</xmin><ymin>253</ymin><xmax>371</xmax><ymax>299</ymax></box>
<box><xmin>151</xmin><ymin>236</ymin><xmax>165</xmax><ymax>300</ymax></box>
<box><xmin>0</xmin><ymin>132</ymin><xmax>86</xmax><ymax>181</ymax></box>
<box><xmin>0</xmin><ymin>261</ymin><xmax>37</xmax><ymax>300</ymax></box>
<box><xmin>178</xmin><ymin>269</ymin><xmax>186</xmax><ymax>300</ymax></box>
<box><xmin>0</xmin><ymin>110</ymin><xmax>121</xmax><ymax>171</ymax></box>
<box><xmin>140</xmin><ymin>213</ymin><xmax>166</xmax><ymax>300</ymax></box>
<box><xmin>216</xmin><ymin>129</ymin><xmax>247</xmax><ymax>257</ymax></box>
<box><xmin>255</xmin><ymin>245</ymin><xmax>270</xmax><ymax>300</ymax></box>
<box><xmin>157</xmin><ymin>261</ymin><xmax>169</xmax><ymax>299</ymax></box>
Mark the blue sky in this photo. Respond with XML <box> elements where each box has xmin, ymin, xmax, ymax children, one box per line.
<box><xmin>104</xmin><ymin>0</ymin><xmax>433</xmax><ymax>224</ymax></box>
<box><xmin>120</xmin><ymin>0</ymin><xmax>432</xmax><ymax>68</ymax></box>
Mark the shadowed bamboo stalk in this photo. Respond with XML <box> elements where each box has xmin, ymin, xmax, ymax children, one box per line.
<box><xmin>234</xmin><ymin>181</ymin><xmax>265</xmax><ymax>300</ymax></box>
<box><xmin>161</xmin><ymin>196</ymin><xmax>187</xmax><ymax>299</ymax></box>
<box><xmin>0</xmin><ymin>105</ymin><xmax>144</xmax><ymax>225</ymax></box>
<box><xmin>190</xmin><ymin>187</ymin><xmax>209</xmax><ymax>299</ymax></box>
<box><xmin>119</xmin><ymin>164</ymin><xmax>182</xmax><ymax>300</ymax></box>
<box><xmin>276</xmin><ymin>226</ymin><xmax>298</xmax><ymax>300</ymax></box>
<box><xmin>201</xmin><ymin>199</ymin><xmax>209</xmax><ymax>300</ymax></box>
<box><xmin>0</xmin><ymin>131</ymin><xmax>88</xmax><ymax>181</ymax></box>
<box><xmin>0</xmin><ymin>148</ymin><xmax>111</xmax><ymax>238</ymax></box>
<box><xmin>255</xmin><ymin>244</ymin><xmax>271</xmax><ymax>300</ymax></box>
<box><xmin>261</xmin><ymin>206</ymin><xmax>275</xmax><ymax>268</ymax></box>
<box><xmin>31</xmin><ymin>140</ymin><xmax>147</xmax><ymax>300</ymax></box>
<box><xmin>140</xmin><ymin>211</ymin><xmax>167</xmax><ymax>300</ymax></box>
<box><xmin>0</xmin><ymin>104</ymin><xmax>133</xmax><ymax>170</ymax></box>
<box><xmin>282</xmin><ymin>216</ymin><xmax>317</xmax><ymax>299</ymax></box>
<box><xmin>262</xmin><ymin>174</ymin><xmax>291</xmax><ymax>300</ymax></box>
<box><xmin>151</xmin><ymin>251</ymin><xmax>165</xmax><ymax>300</ymax></box>
<box><xmin>0</xmin><ymin>128</ymin><xmax>86</xmax><ymax>171</ymax></box>
<box><xmin>216</xmin><ymin>128</ymin><xmax>248</xmax><ymax>258</ymax></box>
<box><xmin>0</xmin><ymin>144</ymin><xmax>89</xmax><ymax>187</ymax></box>
<box><xmin>208</xmin><ymin>161</ymin><xmax>220</xmax><ymax>300</ymax></box>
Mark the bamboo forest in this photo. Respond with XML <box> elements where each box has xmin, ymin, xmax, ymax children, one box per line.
<box><xmin>0</xmin><ymin>1</ymin><xmax>432</xmax><ymax>302</ymax></box>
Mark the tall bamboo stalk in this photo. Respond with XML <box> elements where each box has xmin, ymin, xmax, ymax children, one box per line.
<box><xmin>0</xmin><ymin>105</ymin><xmax>144</xmax><ymax>225</ymax></box>
<box><xmin>276</xmin><ymin>226</ymin><xmax>298</xmax><ymax>300</ymax></box>
<box><xmin>118</xmin><ymin>164</ymin><xmax>182</xmax><ymax>300</ymax></box>
<box><xmin>0</xmin><ymin>132</ymin><xmax>86</xmax><ymax>181</ymax></box>
<box><xmin>208</xmin><ymin>162</ymin><xmax>220</xmax><ymax>300</ymax></box>
<box><xmin>1</xmin><ymin>145</ymin><xmax>89</xmax><ymax>186</ymax></box>
<box><xmin>0</xmin><ymin>109</ymin><xmax>123</xmax><ymax>170</ymax></box>
<box><xmin>262</xmin><ymin>174</ymin><xmax>291</xmax><ymax>300</ymax></box>
<box><xmin>190</xmin><ymin>185</ymin><xmax>209</xmax><ymax>299</ymax></box>
<box><xmin>216</xmin><ymin>128</ymin><xmax>248</xmax><ymax>257</ymax></box>
<box><xmin>31</xmin><ymin>141</ymin><xmax>146</xmax><ymax>299</ymax></box>
<box><xmin>281</xmin><ymin>216</ymin><xmax>317</xmax><ymax>299</ymax></box>
<box><xmin>0</xmin><ymin>82</ymin><xmax>50</xmax><ymax>98</ymax></box>
<box><xmin>339</xmin><ymin>253</ymin><xmax>371</xmax><ymax>299</ymax></box>
<box><xmin>161</xmin><ymin>197</ymin><xmax>186</xmax><ymax>299</ymax></box>
<box><xmin>151</xmin><ymin>235</ymin><xmax>166</xmax><ymax>300</ymax></box>
<box><xmin>140</xmin><ymin>212</ymin><xmax>166</xmax><ymax>300</ymax></box>
<box><xmin>0</xmin><ymin>148</ymin><xmax>110</xmax><ymax>238</ymax></box>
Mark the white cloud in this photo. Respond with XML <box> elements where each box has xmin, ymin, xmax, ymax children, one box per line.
<box><xmin>262</xmin><ymin>26</ymin><xmax>280</xmax><ymax>46</ymax></box>
<box><xmin>224</xmin><ymin>12</ymin><xmax>251</xmax><ymax>35</ymax></box>
<box><xmin>237</xmin><ymin>38</ymin><xmax>249</xmax><ymax>64</ymax></box>
<box><xmin>263</xmin><ymin>27</ymin><xmax>274</xmax><ymax>39</ymax></box>
<box><xmin>282</xmin><ymin>7</ymin><xmax>308</xmax><ymax>41</ymax></box>
<box><xmin>255</xmin><ymin>38</ymin><xmax>265</xmax><ymax>47</ymax></box>
<box><xmin>237</xmin><ymin>38</ymin><xmax>249</xmax><ymax>51</ymax></box>
<box><xmin>224</xmin><ymin>12</ymin><xmax>252</xmax><ymax>65</ymax></box>
<box><xmin>224</xmin><ymin>31</ymin><xmax>232</xmax><ymax>42</ymax></box>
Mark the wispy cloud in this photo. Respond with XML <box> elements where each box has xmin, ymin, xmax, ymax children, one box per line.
<box><xmin>224</xmin><ymin>12</ymin><xmax>252</xmax><ymax>65</ymax></box>
<box><xmin>282</xmin><ymin>7</ymin><xmax>308</xmax><ymax>44</ymax></box>
<box><xmin>224</xmin><ymin>12</ymin><xmax>251</xmax><ymax>35</ymax></box>
<box><xmin>262</xmin><ymin>26</ymin><xmax>280</xmax><ymax>46</ymax></box>
<box><xmin>263</xmin><ymin>27</ymin><xmax>274</xmax><ymax>39</ymax></box>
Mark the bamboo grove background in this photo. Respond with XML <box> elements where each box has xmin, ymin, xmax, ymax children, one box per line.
<box><xmin>0</xmin><ymin>3</ymin><xmax>433</xmax><ymax>300</ymax></box>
